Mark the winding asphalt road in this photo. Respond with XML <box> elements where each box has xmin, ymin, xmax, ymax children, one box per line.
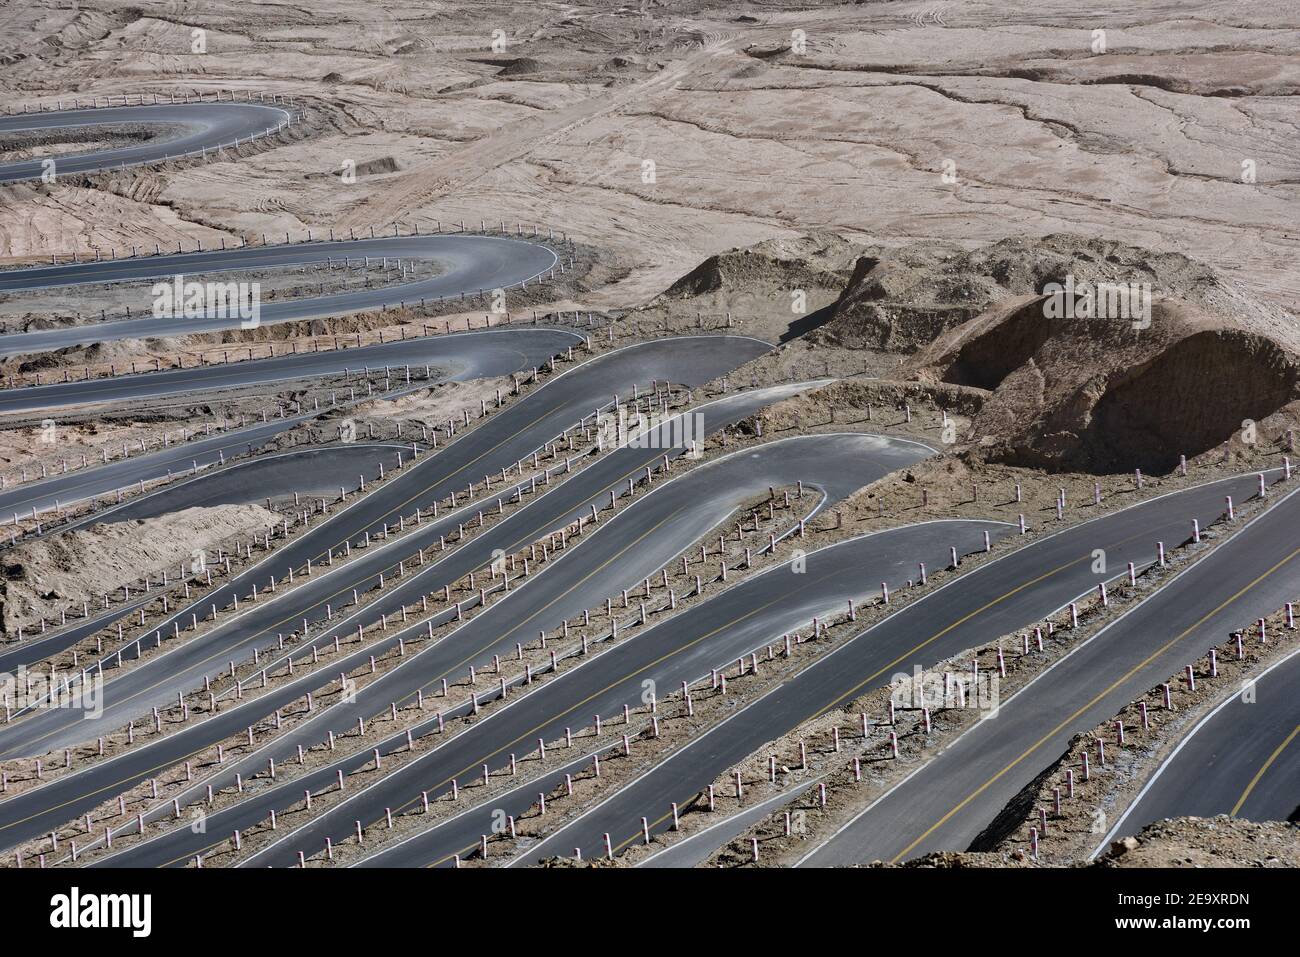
<box><xmin>0</xmin><ymin>235</ymin><xmax>560</xmax><ymax>356</ymax></box>
<box><xmin>0</xmin><ymin>597</ymin><xmax>154</xmax><ymax>681</ymax></box>
<box><xmin>86</xmin><ymin>445</ymin><xmax>408</xmax><ymax>524</ymax></box>
<box><xmin>508</xmin><ymin>470</ymin><xmax>1290</xmax><ymax>865</ymax></box>
<box><xmin>0</xmin><ymin>383</ymin><xmax>825</xmax><ymax>854</ymax></box>
<box><xmin>345</xmin><ymin>519</ymin><xmax>1010</xmax><ymax>871</ymax></box>
<box><xmin>0</xmin><ymin>337</ymin><xmax>770</xmax><ymax>764</ymax></box>
<box><xmin>84</xmin><ymin>431</ymin><xmax>942</xmax><ymax>867</ymax></box>
<box><xmin>0</xmin><ymin>329</ymin><xmax>580</xmax><ymax>519</ymax></box>
<box><xmin>0</xmin><ymin>445</ymin><xmax>404</xmax><ymax>673</ymax></box>
<box><xmin>2</xmin><ymin>107</ymin><xmax>563</xmax><ymax>351</ymax></box>
<box><xmin>794</xmin><ymin>478</ymin><xmax>1300</xmax><ymax>866</ymax></box>
<box><xmin>0</xmin><ymin>323</ymin><xmax>575</xmax><ymax>417</ymax></box>
<box><xmin>0</xmin><ymin>101</ymin><xmax>292</xmax><ymax>184</ymax></box>
<box><xmin>1095</xmin><ymin>647</ymin><xmax>1300</xmax><ymax>848</ymax></box>
<box><xmin>0</xmin><ymin>417</ymin><xmax>307</xmax><ymax>518</ymax></box>
<box><xmin>0</xmin><ymin>367</ymin><xmax>808</xmax><ymax>853</ymax></box>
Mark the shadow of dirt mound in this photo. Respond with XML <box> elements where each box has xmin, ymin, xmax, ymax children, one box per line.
<box><xmin>1080</xmin><ymin>330</ymin><xmax>1299</xmax><ymax>472</ymax></box>
<box><xmin>908</xmin><ymin>294</ymin><xmax>1300</xmax><ymax>475</ymax></box>
<box><xmin>779</xmin><ymin>302</ymin><xmax>838</xmax><ymax>343</ymax></box>
<box><xmin>940</xmin><ymin>300</ymin><xmax>1055</xmax><ymax>391</ymax></box>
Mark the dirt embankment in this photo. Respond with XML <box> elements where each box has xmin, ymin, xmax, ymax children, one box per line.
<box><xmin>814</xmin><ymin>235</ymin><xmax>1226</xmax><ymax>354</ymax></box>
<box><xmin>886</xmin><ymin>816</ymin><xmax>1298</xmax><ymax>868</ymax></box>
<box><xmin>906</xmin><ymin>295</ymin><xmax>1300</xmax><ymax>474</ymax></box>
<box><xmin>821</xmin><ymin>235</ymin><xmax>1300</xmax><ymax>475</ymax></box>
<box><xmin>657</xmin><ymin>232</ymin><xmax>1300</xmax><ymax>476</ymax></box>
<box><xmin>1095</xmin><ymin>817</ymin><xmax>1298</xmax><ymax>868</ymax></box>
<box><xmin>0</xmin><ymin>504</ymin><xmax>281</xmax><ymax>636</ymax></box>
<box><xmin>623</xmin><ymin>231</ymin><xmax>863</xmax><ymax>345</ymax></box>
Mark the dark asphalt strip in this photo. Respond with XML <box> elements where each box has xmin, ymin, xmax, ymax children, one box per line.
<box><xmin>0</xmin><ymin>338</ymin><xmax>771</xmax><ymax>762</ymax></box>
<box><xmin>795</xmin><ymin>480</ymin><xmax>1300</xmax><ymax>866</ymax></box>
<box><xmin>0</xmin><ymin>377</ymin><xmax>811</xmax><ymax>851</ymax></box>
<box><xmin>0</xmin><ymin>326</ymin><xmax>578</xmax><ymax>414</ymax></box>
<box><xmin>510</xmin><ymin>470</ymin><xmax>1284</xmax><ymax>865</ymax></box>
<box><xmin>0</xmin><ymin>235</ymin><xmax>560</xmax><ymax>355</ymax></box>
<box><xmin>343</xmin><ymin>521</ymin><xmax>1007</xmax><ymax>870</ymax></box>
<box><xmin>86</xmin><ymin>437</ymin><xmax>950</xmax><ymax>868</ymax></box>
<box><xmin>1095</xmin><ymin>646</ymin><xmax>1300</xmax><ymax>849</ymax></box>
<box><xmin>0</xmin><ymin>102</ymin><xmax>292</xmax><ymax>184</ymax></box>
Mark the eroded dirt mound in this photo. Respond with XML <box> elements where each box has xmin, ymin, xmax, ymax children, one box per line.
<box><xmin>659</xmin><ymin>231</ymin><xmax>859</xmax><ymax>300</ymax></box>
<box><xmin>815</xmin><ymin>234</ymin><xmax>1222</xmax><ymax>354</ymax></box>
<box><xmin>306</xmin><ymin>156</ymin><xmax>400</xmax><ymax>180</ymax></box>
<box><xmin>907</xmin><ymin>295</ymin><xmax>1300</xmax><ymax>474</ymax></box>
<box><xmin>0</xmin><ymin>504</ymin><xmax>281</xmax><ymax>636</ymax></box>
<box><xmin>645</xmin><ymin>231</ymin><xmax>861</xmax><ymax>342</ymax></box>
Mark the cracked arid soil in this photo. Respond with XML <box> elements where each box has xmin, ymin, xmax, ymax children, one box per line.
<box><xmin>2</xmin><ymin>0</ymin><xmax>1298</xmax><ymax>319</ymax></box>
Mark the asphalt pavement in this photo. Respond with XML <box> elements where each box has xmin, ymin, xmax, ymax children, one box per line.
<box><xmin>0</xmin><ymin>101</ymin><xmax>292</xmax><ymax>184</ymax></box>
<box><xmin>1095</xmin><ymin>646</ymin><xmax>1300</xmax><ymax>848</ymax></box>
<box><xmin>79</xmin><ymin>431</ymin><xmax>943</xmax><ymax>867</ymax></box>
<box><xmin>510</xmin><ymin>470</ymin><xmax>1289</xmax><ymax>864</ymax></box>
<box><xmin>0</xmin><ymin>235</ymin><xmax>560</xmax><ymax>354</ymax></box>
<box><xmin>795</xmin><ymin>480</ymin><xmax>1300</xmax><ymax>866</ymax></box>
<box><xmin>0</xmin><ymin>337</ymin><xmax>771</xmax><ymax>764</ymax></box>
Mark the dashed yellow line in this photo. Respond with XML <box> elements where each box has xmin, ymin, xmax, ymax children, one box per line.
<box><xmin>889</xmin><ymin>542</ymin><xmax>1300</xmax><ymax>863</ymax></box>
<box><xmin>1231</xmin><ymin>724</ymin><xmax>1298</xmax><ymax>817</ymax></box>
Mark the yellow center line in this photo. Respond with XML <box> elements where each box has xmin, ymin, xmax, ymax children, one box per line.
<box><xmin>178</xmin><ymin>484</ymin><xmax>1247</xmax><ymax>865</ymax></box>
<box><xmin>609</xmin><ymin>554</ymin><xmax>1093</xmax><ymax>854</ymax></box>
<box><xmin>609</xmin><ymin>515</ymin><xmax>1246</xmax><ymax>857</ymax></box>
<box><xmin>231</xmin><ymin>443</ymin><xmax>823</xmax><ymax>868</ymax></box>
<box><xmin>888</xmin><ymin>541</ymin><xmax>1300</xmax><ymax>864</ymax></box>
<box><xmin>1230</xmin><ymin>723</ymin><xmax>1298</xmax><ymax>817</ymax></box>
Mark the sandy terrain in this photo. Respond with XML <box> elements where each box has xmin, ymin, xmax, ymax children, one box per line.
<box><xmin>6</xmin><ymin>1</ymin><xmax>1300</xmax><ymax>465</ymax></box>
<box><xmin>0</xmin><ymin>503</ymin><xmax>281</xmax><ymax>635</ymax></box>
<box><xmin>2</xmin><ymin>1</ymin><xmax>1297</xmax><ymax>310</ymax></box>
<box><xmin>1097</xmin><ymin>817</ymin><xmax>1298</xmax><ymax>868</ymax></box>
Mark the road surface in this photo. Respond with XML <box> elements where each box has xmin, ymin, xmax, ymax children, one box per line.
<box><xmin>0</xmin><ymin>101</ymin><xmax>292</xmax><ymax>184</ymax></box>
<box><xmin>0</xmin><ymin>337</ymin><xmax>771</xmax><ymax>762</ymax></box>
<box><xmin>0</xmin><ymin>235</ymin><xmax>561</xmax><ymax>355</ymax></box>
<box><xmin>344</xmin><ymin>520</ymin><xmax>1008</xmax><ymax>870</ymax></box>
<box><xmin>795</xmin><ymin>481</ymin><xmax>1300</xmax><ymax>866</ymax></box>
<box><xmin>0</xmin><ymin>378</ymin><xmax>837</xmax><ymax>852</ymax></box>
<box><xmin>1096</xmin><ymin>646</ymin><xmax>1300</xmax><ymax>848</ymax></box>
<box><xmin>509</xmin><ymin>471</ymin><xmax>1289</xmax><ymax>864</ymax></box>
<box><xmin>81</xmin><ymin>434</ymin><xmax>956</xmax><ymax>867</ymax></box>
